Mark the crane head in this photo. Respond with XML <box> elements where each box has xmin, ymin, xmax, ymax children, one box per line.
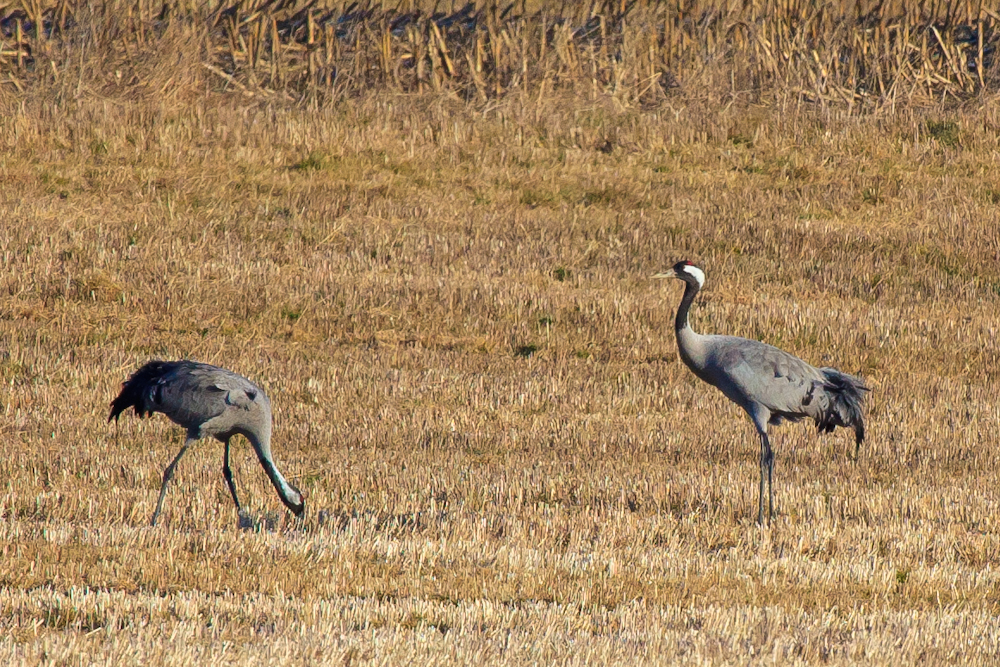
<box><xmin>653</xmin><ymin>260</ymin><xmax>704</xmax><ymax>287</ymax></box>
<box><xmin>285</xmin><ymin>481</ymin><xmax>306</xmax><ymax>516</ymax></box>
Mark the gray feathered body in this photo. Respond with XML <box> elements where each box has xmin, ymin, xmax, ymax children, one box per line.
<box><xmin>110</xmin><ymin>360</ymin><xmax>304</xmax><ymax>523</ymax></box>
<box><xmin>109</xmin><ymin>360</ymin><xmax>270</xmax><ymax>443</ymax></box>
<box><xmin>679</xmin><ymin>331</ymin><xmax>867</xmax><ymax>445</ymax></box>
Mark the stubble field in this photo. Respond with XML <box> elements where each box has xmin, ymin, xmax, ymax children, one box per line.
<box><xmin>2</xmin><ymin>1</ymin><xmax>1000</xmax><ymax>664</ymax></box>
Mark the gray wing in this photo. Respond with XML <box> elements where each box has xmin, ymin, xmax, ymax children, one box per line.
<box><xmin>152</xmin><ymin>362</ymin><xmax>266</xmax><ymax>430</ymax></box>
<box><xmin>706</xmin><ymin>336</ymin><xmax>826</xmax><ymax>418</ymax></box>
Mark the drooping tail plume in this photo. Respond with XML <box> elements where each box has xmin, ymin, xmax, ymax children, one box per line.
<box><xmin>817</xmin><ymin>368</ymin><xmax>870</xmax><ymax>448</ymax></box>
<box><xmin>108</xmin><ymin>360</ymin><xmax>173</xmax><ymax>422</ymax></box>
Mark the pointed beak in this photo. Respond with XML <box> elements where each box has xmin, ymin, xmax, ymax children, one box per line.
<box><xmin>652</xmin><ymin>272</ymin><xmax>673</xmax><ymax>279</ymax></box>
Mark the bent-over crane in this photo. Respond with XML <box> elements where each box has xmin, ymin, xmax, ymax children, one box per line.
<box><xmin>656</xmin><ymin>261</ymin><xmax>869</xmax><ymax>523</ymax></box>
<box><xmin>109</xmin><ymin>360</ymin><xmax>305</xmax><ymax>526</ymax></box>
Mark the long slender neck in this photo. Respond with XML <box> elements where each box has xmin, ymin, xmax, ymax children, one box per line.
<box><xmin>247</xmin><ymin>430</ymin><xmax>304</xmax><ymax>515</ymax></box>
<box><xmin>675</xmin><ymin>279</ymin><xmax>700</xmax><ymax>334</ymax></box>
<box><xmin>674</xmin><ymin>279</ymin><xmax>710</xmax><ymax>377</ymax></box>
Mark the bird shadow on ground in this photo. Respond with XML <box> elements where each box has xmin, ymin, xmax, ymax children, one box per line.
<box><xmin>233</xmin><ymin>508</ymin><xmax>454</xmax><ymax>536</ymax></box>
<box><xmin>237</xmin><ymin>510</ymin><xmax>284</xmax><ymax>532</ymax></box>
<box><xmin>314</xmin><ymin>508</ymin><xmax>453</xmax><ymax>534</ymax></box>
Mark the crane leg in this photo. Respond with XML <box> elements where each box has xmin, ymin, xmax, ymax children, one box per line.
<box><xmin>152</xmin><ymin>437</ymin><xmax>195</xmax><ymax>527</ymax></box>
<box><xmin>758</xmin><ymin>444</ymin><xmax>765</xmax><ymax>524</ymax></box>
<box><xmin>222</xmin><ymin>438</ymin><xmax>242</xmax><ymax>512</ymax></box>
<box><xmin>764</xmin><ymin>434</ymin><xmax>774</xmax><ymax>521</ymax></box>
<box><xmin>757</xmin><ymin>430</ymin><xmax>774</xmax><ymax>524</ymax></box>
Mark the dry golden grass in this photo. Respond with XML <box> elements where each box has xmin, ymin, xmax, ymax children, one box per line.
<box><xmin>2</xmin><ymin>0</ymin><xmax>998</xmax><ymax>108</ymax></box>
<box><xmin>2</xmin><ymin>1</ymin><xmax>1000</xmax><ymax>665</ymax></box>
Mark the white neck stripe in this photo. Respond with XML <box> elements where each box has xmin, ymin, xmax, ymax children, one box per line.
<box><xmin>683</xmin><ymin>264</ymin><xmax>705</xmax><ymax>287</ymax></box>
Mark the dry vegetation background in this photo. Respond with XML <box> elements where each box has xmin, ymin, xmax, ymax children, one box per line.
<box><xmin>2</xmin><ymin>0</ymin><xmax>1000</xmax><ymax>664</ymax></box>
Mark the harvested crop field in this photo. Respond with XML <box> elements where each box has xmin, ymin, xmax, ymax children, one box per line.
<box><xmin>2</xmin><ymin>1</ymin><xmax>1000</xmax><ymax>664</ymax></box>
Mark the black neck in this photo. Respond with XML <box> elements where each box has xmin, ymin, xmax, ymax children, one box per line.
<box><xmin>258</xmin><ymin>454</ymin><xmax>303</xmax><ymax>514</ymax></box>
<box><xmin>675</xmin><ymin>279</ymin><xmax>700</xmax><ymax>332</ymax></box>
